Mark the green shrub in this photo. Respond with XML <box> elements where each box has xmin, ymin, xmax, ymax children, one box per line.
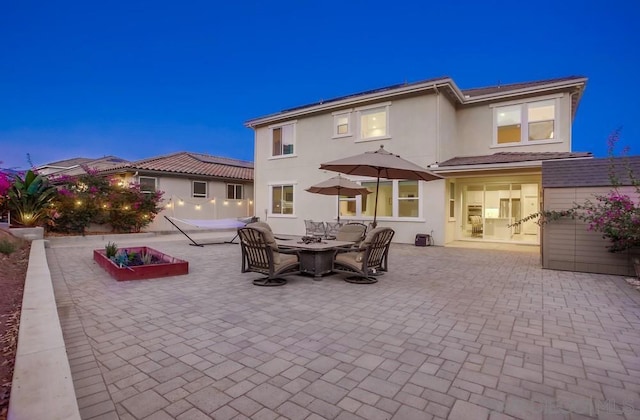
<box><xmin>0</xmin><ymin>239</ymin><xmax>17</xmax><ymax>255</ymax></box>
<box><xmin>105</xmin><ymin>241</ymin><xmax>118</xmax><ymax>258</ymax></box>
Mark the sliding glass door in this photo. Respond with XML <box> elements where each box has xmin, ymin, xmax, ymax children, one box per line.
<box><xmin>460</xmin><ymin>182</ymin><xmax>539</xmax><ymax>244</ymax></box>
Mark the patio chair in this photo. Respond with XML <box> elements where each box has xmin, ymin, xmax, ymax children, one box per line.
<box><xmin>333</xmin><ymin>227</ymin><xmax>395</xmax><ymax>284</ymax></box>
<box><xmin>324</xmin><ymin>221</ymin><xmax>343</xmax><ymax>239</ymax></box>
<box><xmin>304</xmin><ymin>219</ymin><xmax>326</xmax><ymax>237</ymax></box>
<box><xmin>335</xmin><ymin>222</ymin><xmax>367</xmax><ymax>245</ymax></box>
<box><xmin>237</xmin><ymin>226</ymin><xmax>300</xmax><ymax>286</ymax></box>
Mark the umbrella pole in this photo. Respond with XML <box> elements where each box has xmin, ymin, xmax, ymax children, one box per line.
<box><xmin>372</xmin><ymin>172</ymin><xmax>381</xmax><ymax>228</ymax></box>
<box><xmin>337</xmin><ymin>186</ymin><xmax>340</xmax><ymax>223</ymax></box>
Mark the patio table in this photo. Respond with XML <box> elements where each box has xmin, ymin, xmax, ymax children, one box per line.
<box><xmin>276</xmin><ymin>237</ymin><xmax>355</xmax><ymax>278</ymax></box>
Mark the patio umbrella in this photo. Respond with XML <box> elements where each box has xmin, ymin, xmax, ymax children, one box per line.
<box><xmin>319</xmin><ymin>145</ymin><xmax>442</xmax><ymax>227</ymax></box>
<box><xmin>305</xmin><ymin>174</ymin><xmax>371</xmax><ymax>222</ymax></box>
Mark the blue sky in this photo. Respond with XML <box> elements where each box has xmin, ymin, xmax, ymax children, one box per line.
<box><xmin>1</xmin><ymin>0</ymin><xmax>638</xmax><ymax>170</ymax></box>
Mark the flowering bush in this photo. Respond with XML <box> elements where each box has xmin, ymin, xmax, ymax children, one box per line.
<box><xmin>514</xmin><ymin>130</ymin><xmax>639</xmax><ymax>253</ymax></box>
<box><xmin>566</xmin><ymin>190</ymin><xmax>639</xmax><ymax>252</ymax></box>
<box><xmin>49</xmin><ymin>166</ymin><xmax>164</xmax><ymax>233</ymax></box>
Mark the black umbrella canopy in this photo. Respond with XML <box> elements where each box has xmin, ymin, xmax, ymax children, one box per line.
<box><xmin>319</xmin><ymin>145</ymin><xmax>442</xmax><ymax>227</ymax></box>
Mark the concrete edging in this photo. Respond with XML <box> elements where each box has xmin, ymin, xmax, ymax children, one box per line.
<box><xmin>8</xmin><ymin>239</ymin><xmax>81</xmax><ymax>420</ymax></box>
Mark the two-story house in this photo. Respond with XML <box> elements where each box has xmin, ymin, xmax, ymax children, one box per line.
<box><xmin>245</xmin><ymin>76</ymin><xmax>591</xmax><ymax>246</ymax></box>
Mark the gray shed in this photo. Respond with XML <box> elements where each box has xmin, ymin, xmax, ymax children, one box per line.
<box><xmin>541</xmin><ymin>156</ymin><xmax>640</xmax><ymax>276</ymax></box>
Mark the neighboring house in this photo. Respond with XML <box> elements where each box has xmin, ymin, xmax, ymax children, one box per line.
<box><xmin>38</xmin><ymin>156</ymin><xmax>130</xmax><ymax>177</ymax></box>
<box><xmin>542</xmin><ymin>156</ymin><xmax>640</xmax><ymax>276</ymax></box>
<box><xmin>245</xmin><ymin>75</ymin><xmax>591</xmax><ymax>246</ymax></box>
<box><xmin>99</xmin><ymin>152</ymin><xmax>254</xmax><ymax>232</ymax></box>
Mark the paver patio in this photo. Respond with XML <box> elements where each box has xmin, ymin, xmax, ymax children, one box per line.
<box><xmin>46</xmin><ymin>233</ymin><xmax>640</xmax><ymax>419</ymax></box>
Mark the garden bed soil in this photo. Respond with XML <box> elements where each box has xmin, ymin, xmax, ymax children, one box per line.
<box><xmin>0</xmin><ymin>231</ymin><xmax>29</xmax><ymax>420</ymax></box>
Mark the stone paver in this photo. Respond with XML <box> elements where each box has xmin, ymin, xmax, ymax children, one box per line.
<box><xmin>47</xmin><ymin>233</ymin><xmax>640</xmax><ymax>419</ymax></box>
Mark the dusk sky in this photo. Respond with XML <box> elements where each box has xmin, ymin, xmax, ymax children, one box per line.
<box><xmin>1</xmin><ymin>1</ymin><xmax>638</xmax><ymax>170</ymax></box>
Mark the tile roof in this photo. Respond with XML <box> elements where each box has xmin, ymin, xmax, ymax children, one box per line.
<box><xmin>542</xmin><ymin>156</ymin><xmax>640</xmax><ymax>188</ymax></box>
<box><xmin>438</xmin><ymin>152</ymin><xmax>593</xmax><ymax>167</ymax></box>
<box><xmin>461</xmin><ymin>76</ymin><xmax>586</xmax><ymax>98</ymax></box>
<box><xmin>246</xmin><ymin>75</ymin><xmax>587</xmax><ymax>127</ymax></box>
<box><xmin>39</xmin><ymin>157</ymin><xmax>94</xmax><ymax>168</ymax></box>
<box><xmin>102</xmin><ymin>152</ymin><xmax>254</xmax><ymax>181</ymax></box>
<box><xmin>279</xmin><ymin>76</ymin><xmax>451</xmax><ymax>114</ymax></box>
<box><xmin>50</xmin><ymin>156</ymin><xmax>130</xmax><ymax>176</ymax></box>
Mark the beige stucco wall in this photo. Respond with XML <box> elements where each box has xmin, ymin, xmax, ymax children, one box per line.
<box><xmin>456</xmin><ymin>93</ymin><xmax>573</xmax><ymax>156</ymax></box>
<box><xmin>253</xmin><ymin>94</ymin><xmax>449</xmax><ymax>244</ymax></box>
<box><xmin>114</xmin><ymin>173</ymin><xmax>253</xmax><ymax>232</ymax></box>
<box><xmin>543</xmin><ymin>186</ymin><xmax>639</xmax><ymax>276</ymax></box>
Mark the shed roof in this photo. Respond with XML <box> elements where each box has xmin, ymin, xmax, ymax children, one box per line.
<box><xmin>542</xmin><ymin>156</ymin><xmax>640</xmax><ymax>188</ymax></box>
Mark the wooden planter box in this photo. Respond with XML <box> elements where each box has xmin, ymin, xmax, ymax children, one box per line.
<box><xmin>93</xmin><ymin>246</ymin><xmax>189</xmax><ymax>281</ymax></box>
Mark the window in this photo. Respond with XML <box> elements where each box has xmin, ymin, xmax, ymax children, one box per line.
<box><xmin>361</xmin><ymin>181</ymin><xmax>393</xmax><ymax>218</ymax></box>
<box><xmin>337</xmin><ymin>179</ymin><xmax>421</xmax><ymax>220</ymax></box>
<box><xmin>138</xmin><ymin>176</ymin><xmax>157</xmax><ymax>193</ymax></box>
<box><xmin>528</xmin><ymin>100</ymin><xmax>555</xmax><ymax>141</ymax></box>
<box><xmin>271</xmin><ymin>122</ymin><xmax>295</xmax><ymax>157</ymax></box>
<box><xmin>495</xmin><ymin>99</ymin><xmax>556</xmax><ymax>145</ymax></box>
<box><xmin>333</xmin><ymin>111</ymin><xmax>351</xmax><ymax>138</ymax></box>
<box><xmin>359</xmin><ymin>105</ymin><xmax>389</xmax><ymax>140</ymax></box>
<box><xmin>398</xmin><ymin>181</ymin><xmax>419</xmax><ymax>217</ymax></box>
<box><xmin>227</xmin><ymin>184</ymin><xmax>243</xmax><ymax>200</ymax></box>
<box><xmin>449</xmin><ymin>182</ymin><xmax>455</xmax><ymax>219</ymax></box>
<box><xmin>271</xmin><ymin>185</ymin><xmax>294</xmax><ymax>215</ymax></box>
<box><xmin>193</xmin><ymin>181</ymin><xmax>207</xmax><ymax>198</ymax></box>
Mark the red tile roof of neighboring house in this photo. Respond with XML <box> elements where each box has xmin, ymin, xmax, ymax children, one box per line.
<box><xmin>438</xmin><ymin>152</ymin><xmax>593</xmax><ymax>167</ymax></box>
<box><xmin>102</xmin><ymin>152</ymin><xmax>254</xmax><ymax>181</ymax></box>
<box><xmin>50</xmin><ymin>156</ymin><xmax>130</xmax><ymax>176</ymax></box>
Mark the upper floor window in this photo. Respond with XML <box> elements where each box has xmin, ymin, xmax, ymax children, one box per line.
<box><xmin>271</xmin><ymin>184</ymin><xmax>294</xmax><ymax>215</ymax></box>
<box><xmin>227</xmin><ymin>183</ymin><xmax>243</xmax><ymax>200</ymax></box>
<box><xmin>358</xmin><ymin>104</ymin><xmax>389</xmax><ymax>140</ymax></box>
<box><xmin>138</xmin><ymin>176</ymin><xmax>157</xmax><ymax>194</ymax></box>
<box><xmin>192</xmin><ymin>181</ymin><xmax>207</xmax><ymax>198</ymax></box>
<box><xmin>333</xmin><ymin>111</ymin><xmax>351</xmax><ymax>138</ymax></box>
<box><xmin>271</xmin><ymin>122</ymin><xmax>295</xmax><ymax>157</ymax></box>
<box><xmin>495</xmin><ymin>99</ymin><xmax>556</xmax><ymax>145</ymax></box>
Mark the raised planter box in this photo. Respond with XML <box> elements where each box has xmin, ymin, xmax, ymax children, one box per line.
<box><xmin>93</xmin><ymin>246</ymin><xmax>188</xmax><ymax>281</ymax></box>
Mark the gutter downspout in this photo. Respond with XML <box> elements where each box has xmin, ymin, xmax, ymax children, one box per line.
<box><xmin>434</xmin><ymin>85</ymin><xmax>440</xmax><ymax>164</ymax></box>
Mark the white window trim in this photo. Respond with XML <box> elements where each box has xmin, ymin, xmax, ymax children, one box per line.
<box><xmin>345</xmin><ymin>178</ymin><xmax>424</xmax><ymax>221</ymax></box>
<box><xmin>268</xmin><ymin>120</ymin><xmax>297</xmax><ymax>159</ymax></box>
<box><xmin>332</xmin><ymin>109</ymin><xmax>352</xmax><ymax>139</ymax></box>
<box><xmin>138</xmin><ymin>176</ymin><xmax>157</xmax><ymax>193</ymax></box>
<box><xmin>192</xmin><ymin>180</ymin><xmax>207</xmax><ymax>198</ymax></box>
<box><xmin>226</xmin><ymin>183</ymin><xmax>243</xmax><ymax>200</ymax></box>
<box><xmin>355</xmin><ymin>102</ymin><xmax>391</xmax><ymax>142</ymax></box>
<box><xmin>491</xmin><ymin>95</ymin><xmax>561</xmax><ymax>147</ymax></box>
<box><xmin>448</xmin><ymin>182</ymin><xmax>456</xmax><ymax>221</ymax></box>
<box><xmin>268</xmin><ymin>181</ymin><xmax>297</xmax><ymax>218</ymax></box>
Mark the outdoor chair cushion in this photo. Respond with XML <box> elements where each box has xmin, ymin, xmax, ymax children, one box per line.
<box><xmin>248</xmin><ymin>221</ymin><xmax>273</xmax><ymax>232</ymax></box>
<box><xmin>274</xmin><ymin>252</ymin><xmax>298</xmax><ymax>271</ymax></box>
<box><xmin>336</xmin><ymin>224</ymin><xmax>366</xmax><ymax>243</ymax></box>
<box><xmin>334</xmin><ymin>251</ymin><xmax>362</xmax><ymax>270</ymax></box>
<box><xmin>250</xmin><ymin>225</ymin><xmax>280</xmax><ymax>263</ymax></box>
<box><xmin>361</xmin><ymin>227</ymin><xmax>387</xmax><ymax>247</ymax></box>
